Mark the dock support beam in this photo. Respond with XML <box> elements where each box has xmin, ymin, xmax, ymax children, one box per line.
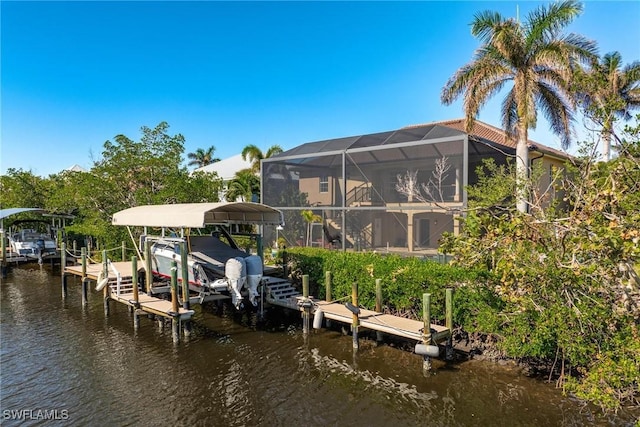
<box><xmin>145</xmin><ymin>240</ymin><xmax>152</xmax><ymax>295</ymax></box>
<box><xmin>82</xmin><ymin>278</ymin><xmax>89</xmax><ymax>307</ymax></box>
<box><xmin>102</xmin><ymin>250</ymin><xmax>110</xmax><ymax>317</ymax></box>
<box><xmin>352</xmin><ymin>281</ymin><xmax>359</xmax><ymax>351</ymax></box>
<box><xmin>422</xmin><ymin>293</ymin><xmax>432</xmax><ymax>372</ymax></box>
<box><xmin>170</xmin><ymin>260</ymin><xmax>180</xmax><ymax>344</ymax></box>
<box><xmin>61</xmin><ymin>242</ymin><xmax>66</xmax><ymax>270</ymax></box>
<box><xmin>180</xmin><ymin>242</ymin><xmax>191</xmax><ymax>338</ymax></box>
<box><xmin>375</xmin><ymin>278</ymin><xmax>383</xmax><ymax>343</ymax></box>
<box><xmin>61</xmin><ymin>274</ymin><xmax>68</xmax><ymax>299</ymax></box>
<box><xmin>302</xmin><ymin>275</ymin><xmax>310</xmax><ymax>335</ymax></box>
<box><xmin>132</xmin><ymin>256</ymin><xmax>140</xmax><ymax>330</ymax></box>
<box><xmin>445</xmin><ymin>288</ymin><xmax>454</xmax><ymax>360</ymax></box>
<box><xmin>325</xmin><ymin>271</ymin><xmax>332</xmax><ymax>327</ymax></box>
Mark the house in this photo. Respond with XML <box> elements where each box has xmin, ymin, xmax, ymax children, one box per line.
<box><xmin>261</xmin><ymin>118</ymin><xmax>570</xmax><ymax>253</ymax></box>
<box><xmin>194</xmin><ymin>154</ymin><xmax>252</xmax><ymax>202</ymax></box>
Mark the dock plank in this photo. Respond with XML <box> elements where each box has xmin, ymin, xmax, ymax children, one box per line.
<box><xmin>111</xmin><ymin>292</ymin><xmax>194</xmax><ymax>320</ymax></box>
<box><xmin>313</xmin><ymin>299</ymin><xmax>449</xmax><ymax>343</ymax></box>
<box><xmin>65</xmin><ymin>261</ymin><xmax>144</xmax><ymax>280</ymax></box>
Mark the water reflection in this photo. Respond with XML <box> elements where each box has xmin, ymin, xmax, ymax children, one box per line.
<box><xmin>1</xmin><ymin>265</ymin><xmax>638</xmax><ymax>426</ymax></box>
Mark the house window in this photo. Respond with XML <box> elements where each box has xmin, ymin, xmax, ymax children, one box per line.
<box><xmin>319</xmin><ymin>175</ymin><xmax>329</xmax><ymax>193</ymax></box>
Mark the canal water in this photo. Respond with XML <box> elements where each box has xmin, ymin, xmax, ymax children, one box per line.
<box><xmin>1</xmin><ymin>264</ymin><xmax>637</xmax><ymax>426</ymax></box>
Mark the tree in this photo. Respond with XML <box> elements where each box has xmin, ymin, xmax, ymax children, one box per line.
<box><xmin>225</xmin><ymin>168</ymin><xmax>260</xmax><ymax>202</ymax></box>
<box><xmin>441</xmin><ymin>0</ymin><xmax>597</xmax><ymax>212</ymax></box>
<box><xmin>573</xmin><ymin>51</ymin><xmax>640</xmax><ymax>160</ymax></box>
<box><xmin>187</xmin><ymin>146</ymin><xmax>220</xmax><ymax>168</ymax></box>
<box><xmin>241</xmin><ymin>144</ymin><xmax>283</xmax><ymax>173</ymax></box>
<box><xmin>301</xmin><ymin>209</ymin><xmax>322</xmax><ymax>246</ymax></box>
<box><xmin>439</xmin><ymin>117</ymin><xmax>640</xmax><ymax>412</ymax></box>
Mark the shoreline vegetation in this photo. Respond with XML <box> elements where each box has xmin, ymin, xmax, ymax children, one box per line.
<box><xmin>2</xmin><ymin>0</ymin><xmax>639</xmax><ymax>418</ymax></box>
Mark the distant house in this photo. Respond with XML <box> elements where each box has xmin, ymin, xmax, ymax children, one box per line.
<box><xmin>261</xmin><ymin>118</ymin><xmax>570</xmax><ymax>253</ymax></box>
<box><xmin>65</xmin><ymin>164</ymin><xmax>87</xmax><ymax>173</ymax></box>
<box><xmin>194</xmin><ymin>154</ymin><xmax>252</xmax><ymax>202</ymax></box>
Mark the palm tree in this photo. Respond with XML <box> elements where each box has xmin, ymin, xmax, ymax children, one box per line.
<box><xmin>225</xmin><ymin>168</ymin><xmax>260</xmax><ymax>202</ymax></box>
<box><xmin>441</xmin><ymin>0</ymin><xmax>597</xmax><ymax>212</ymax></box>
<box><xmin>187</xmin><ymin>146</ymin><xmax>220</xmax><ymax>168</ymax></box>
<box><xmin>241</xmin><ymin>144</ymin><xmax>283</xmax><ymax>173</ymax></box>
<box><xmin>301</xmin><ymin>209</ymin><xmax>322</xmax><ymax>246</ymax></box>
<box><xmin>574</xmin><ymin>52</ymin><xmax>640</xmax><ymax>160</ymax></box>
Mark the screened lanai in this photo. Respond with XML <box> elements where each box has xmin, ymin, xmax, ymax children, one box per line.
<box><xmin>261</xmin><ymin>119</ymin><xmax>564</xmax><ymax>254</ymax></box>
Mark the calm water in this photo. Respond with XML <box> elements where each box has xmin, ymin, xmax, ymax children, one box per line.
<box><xmin>1</xmin><ymin>264</ymin><xmax>637</xmax><ymax>426</ymax></box>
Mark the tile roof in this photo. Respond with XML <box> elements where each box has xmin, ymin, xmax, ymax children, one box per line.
<box><xmin>404</xmin><ymin>118</ymin><xmax>570</xmax><ymax>159</ymax></box>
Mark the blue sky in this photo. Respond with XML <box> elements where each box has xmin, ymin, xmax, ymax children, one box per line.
<box><xmin>2</xmin><ymin>1</ymin><xmax>639</xmax><ymax>176</ymax></box>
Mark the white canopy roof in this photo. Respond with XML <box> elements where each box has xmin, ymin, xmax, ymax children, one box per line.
<box><xmin>112</xmin><ymin>202</ymin><xmax>283</xmax><ymax>228</ymax></box>
<box><xmin>0</xmin><ymin>208</ymin><xmax>45</xmax><ymax>220</ymax></box>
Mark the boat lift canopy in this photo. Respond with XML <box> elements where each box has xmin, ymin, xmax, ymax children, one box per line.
<box><xmin>0</xmin><ymin>208</ymin><xmax>46</xmax><ymax>220</ymax></box>
<box><xmin>112</xmin><ymin>202</ymin><xmax>284</xmax><ymax>228</ymax></box>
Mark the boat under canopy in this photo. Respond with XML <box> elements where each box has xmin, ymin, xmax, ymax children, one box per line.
<box><xmin>112</xmin><ymin>202</ymin><xmax>283</xmax><ymax>228</ymax></box>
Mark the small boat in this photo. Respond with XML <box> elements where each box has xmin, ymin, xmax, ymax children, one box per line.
<box><xmin>113</xmin><ymin>202</ymin><xmax>289</xmax><ymax>309</ymax></box>
<box><xmin>8</xmin><ymin>228</ymin><xmax>57</xmax><ymax>262</ymax></box>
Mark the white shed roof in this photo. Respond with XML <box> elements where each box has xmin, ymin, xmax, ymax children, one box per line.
<box><xmin>194</xmin><ymin>154</ymin><xmax>252</xmax><ymax>181</ymax></box>
<box><xmin>112</xmin><ymin>202</ymin><xmax>283</xmax><ymax>228</ymax></box>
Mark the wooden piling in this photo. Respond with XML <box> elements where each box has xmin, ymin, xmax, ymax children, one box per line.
<box><xmin>102</xmin><ymin>250</ymin><xmax>109</xmax><ymax>316</ymax></box>
<box><xmin>180</xmin><ymin>242</ymin><xmax>191</xmax><ymax>337</ymax></box>
<box><xmin>422</xmin><ymin>293</ymin><xmax>432</xmax><ymax>372</ymax></box>
<box><xmin>352</xmin><ymin>281</ymin><xmax>359</xmax><ymax>350</ymax></box>
<box><xmin>145</xmin><ymin>239</ymin><xmax>152</xmax><ymax>294</ymax></box>
<box><xmin>375</xmin><ymin>278</ymin><xmax>383</xmax><ymax>342</ymax></box>
<box><xmin>1</xmin><ymin>229</ymin><xmax>6</xmax><ymax>266</ymax></box>
<box><xmin>325</xmin><ymin>271</ymin><xmax>332</xmax><ymax>302</ymax></box>
<box><xmin>82</xmin><ymin>277</ymin><xmax>88</xmax><ymax>307</ymax></box>
<box><xmin>132</xmin><ymin>256</ymin><xmax>140</xmax><ymax>329</ymax></box>
<box><xmin>170</xmin><ymin>260</ymin><xmax>180</xmax><ymax>343</ymax></box>
<box><xmin>302</xmin><ymin>274</ymin><xmax>310</xmax><ymax>334</ymax></box>
<box><xmin>61</xmin><ymin>242</ymin><xmax>66</xmax><ymax>269</ymax></box>
<box><xmin>445</xmin><ymin>288</ymin><xmax>454</xmax><ymax>360</ymax></box>
<box><xmin>325</xmin><ymin>271</ymin><xmax>332</xmax><ymax>327</ymax></box>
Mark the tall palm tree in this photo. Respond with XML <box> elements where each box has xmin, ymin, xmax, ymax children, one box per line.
<box><xmin>441</xmin><ymin>0</ymin><xmax>597</xmax><ymax>212</ymax></box>
<box><xmin>574</xmin><ymin>52</ymin><xmax>640</xmax><ymax>160</ymax></box>
<box><xmin>241</xmin><ymin>144</ymin><xmax>283</xmax><ymax>173</ymax></box>
<box><xmin>225</xmin><ymin>168</ymin><xmax>260</xmax><ymax>202</ymax></box>
<box><xmin>187</xmin><ymin>146</ymin><xmax>220</xmax><ymax>168</ymax></box>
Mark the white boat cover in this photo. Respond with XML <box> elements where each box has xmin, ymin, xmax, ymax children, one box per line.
<box><xmin>112</xmin><ymin>202</ymin><xmax>283</xmax><ymax>228</ymax></box>
<box><xmin>0</xmin><ymin>208</ymin><xmax>46</xmax><ymax>220</ymax></box>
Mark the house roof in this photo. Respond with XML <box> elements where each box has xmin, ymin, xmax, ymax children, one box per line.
<box><xmin>271</xmin><ymin>118</ymin><xmax>570</xmax><ymax>161</ymax></box>
<box><xmin>405</xmin><ymin>118</ymin><xmax>570</xmax><ymax>160</ymax></box>
<box><xmin>112</xmin><ymin>202</ymin><xmax>283</xmax><ymax>228</ymax></box>
<box><xmin>194</xmin><ymin>154</ymin><xmax>252</xmax><ymax>181</ymax></box>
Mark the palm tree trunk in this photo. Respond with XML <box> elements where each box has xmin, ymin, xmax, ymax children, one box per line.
<box><xmin>515</xmin><ymin>126</ymin><xmax>529</xmax><ymax>213</ymax></box>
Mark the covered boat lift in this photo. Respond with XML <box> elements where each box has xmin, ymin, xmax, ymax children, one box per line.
<box><xmin>112</xmin><ymin>202</ymin><xmax>284</xmax><ymax>228</ymax></box>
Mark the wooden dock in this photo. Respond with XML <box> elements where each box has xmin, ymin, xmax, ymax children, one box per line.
<box><xmin>313</xmin><ymin>300</ymin><xmax>450</xmax><ymax>343</ymax></box>
<box><xmin>263</xmin><ymin>277</ymin><xmax>452</xmax><ymax>347</ymax></box>
<box><xmin>64</xmin><ymin>261</ymin><xmax>194</xmax><ymax>321</ymax></box>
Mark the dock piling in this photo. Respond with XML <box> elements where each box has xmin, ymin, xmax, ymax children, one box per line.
<box><xmin>352</xmin><ymin>281</ymin><xmax>359</xmax><ymax>350</ymax></box>
<box><xmin>132</xmin><ymin>256</ymin><xmax>140</xmax><ymax>330</ymax></box>
<box><xmin>375</xmin><ymin>278</ymin><xmax>383</xmax><ymax>343</ymax></box>
<box><xmin>445</xmin><ymin>288</ymin><xmax>454</xmax><ymax>360</ymax></box>
<box><xmin>180</xmin><ymin>242</ymin><xmax>191</xmax><ymax>338</ymax></box>
<box><xmin>102</xmin><ymin>250</ymin><xmax>110</xmax><ymax>316</ymax></box>
<box><xmin>422</xmin><ymin>293</ymin><xmax>432</xmax><ymax>372</ymax></box>
<box><xmin>170</xmin><ymin>260</ymin><xmax>180</xmax><ymax>344</ymax></box>
<box><xmin>302</xmin><ymin>274</ymin><xmax>310</xmax><ymax>335</ymax></box>
<box><xmin>61</xmin><ymin>242</ymin><xmax>66</xmax><ymax>270</ymax></box>
<box><xmin>145</xmin><ymin>240</ymin><xmax>152</xmax><ymax>295</ymax></box>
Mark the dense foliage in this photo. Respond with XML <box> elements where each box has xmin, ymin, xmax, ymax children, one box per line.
<box><xmin>0</xmin><ymin>122</ymin><xmax>224</xmax><ymax>250</ymax></box>
<box><xmin>438</xmin><ymin>121</ymin><xmax>640</xmax><ymax>412</ymax></box>
<box><xmin>283</xmin><ymin>247</ymin><xmax>491</xmax><ymax>326</ymax></box>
